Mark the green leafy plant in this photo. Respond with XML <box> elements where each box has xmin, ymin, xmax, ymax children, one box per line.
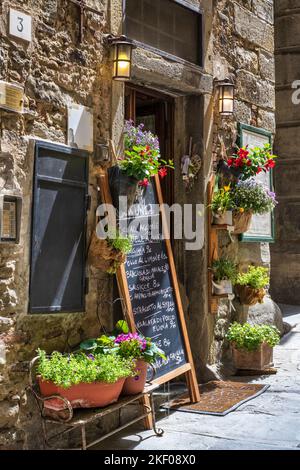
<box><xmin>236</xmin><ymin>265</ymin><xmax>269</xmax><ymax>289</ymax></box>
<box><xmin>231</xmin><ymin>179</ymin><xmax>277</xmax><ymax>214</ymax></box>
<box><xmin>120</xmin><ymin>121</ymin><xmax>174</xmax><ymax>186</ymax></box>
<box><xmin>227</xmin><ymin>144</ymin><xmax>277</xmax><ymax>180</ymax></box>
<box><xmin>211</xmin><ymin>185</ymin><xmax>234</xmax><ymax>214</ymax></box>
<box><xmin>226</xmin><ymin>322</ymin><xmax>280</xmax><ymax>351</ymax></box>
<box><xmin>80</xmin><ymin>321</ymin><xmax>166</xmax><ymax>365</ymax></box>
<box><xmin>212</xmin><ymin>258</ymin><xmax>238</xmax><ymax>284</ymax></box>
<box><xmin>37</xmin><ymin>349</ymin><xmax>135</xmax><ymax>389</ymax></box>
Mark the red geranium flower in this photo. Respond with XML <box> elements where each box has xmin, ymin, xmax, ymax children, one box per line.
<box><xmin>265</xmin><ymin>159</ymin><xmax>275</xmax><ymax>169</ymax></box>
<box><xmin>158</xmin><ymin>167</ymin><xmax>168</xmax><ymax>178</ymax></box>
<box><xmin>246</xmin><ymin>159</ymin><xmax>252</xmax><ymax>167</ymax></box>
<box><xmin>237</xmin><ymin>148</ymin><xmax>249</xmax><ymax>159</ymax></box>
<box><xmin>256</xmin><ymin>168</ymin><xmax>262</xmax><ymax>174</ymax></box>
<box><xmin>227</xmin><ymin>158</ymin><xmax>233</xmax><ymax>166</ymax></box>
<box><xmin>139</xmin><ymin>178</ymin><xmax>149</xmax><ymax>187</ymax></box>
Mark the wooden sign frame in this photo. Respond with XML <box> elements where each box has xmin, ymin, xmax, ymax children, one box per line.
<box><xmin>97</xmin><ymin>169</ymin><xmax>200</xmax><ymax>427</ymax></box>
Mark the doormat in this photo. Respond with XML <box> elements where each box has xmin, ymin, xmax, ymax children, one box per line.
<box><xmin>160</xmin><ymin>381</ymin><xmax>270</xmax><ymax>416</ymax></box>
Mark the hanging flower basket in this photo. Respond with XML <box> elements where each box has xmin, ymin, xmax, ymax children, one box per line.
<box><xmin>235</xmin><ymin>284</ymin><xmax>266</xmax><ymax>306</ymax></box>
<box><xmin>88</xmin><ymin>232</ymin><xmax>126</xmax><ymax>273</ymax></box>
<box><xmin>108</xmin><ymin>165</ymin><xmax>139</xmax><ymax>212</ymax></box>
<box><xmin>232</xmin><ymin>210</ymin><xmax>252</xmax><ymax>235</ymax></box>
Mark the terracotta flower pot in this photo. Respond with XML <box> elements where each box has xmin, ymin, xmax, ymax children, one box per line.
<box><xmin>122</xmin><ymin>360</ymin><xmax>149</xmax><ymax>395</ymax></box>
<box><xmin>235</xmin><ymin>284</ymin><xmax>266</xmax><ymax>306</ymax></box>
<box><xmin>232</xmin><ymin>210</ymin><xmax>253</xmax><ymax>235</ymax></box>
<box><xmin>232</xmin><ymin>343</ymin><xmax>274</xmax><ymax>370</ymax></box>
<box><xmin>213</xmin><ymin>211</ymin><xmax>233</xmax><ymax>226</ymax></box>
<box><xmin>108</xmin><ymin>165</ymin><xmax>139</xmax><ymax>213</ymax></box>
<box><xmin>38</xmin><ymin>377</ymin><xmax>125</xmax><ymax>410</ymax></box>
<box><xmin>88</xmin><ymin>232</ymin><xmax>126</xmax><ymax>272</ymax></box>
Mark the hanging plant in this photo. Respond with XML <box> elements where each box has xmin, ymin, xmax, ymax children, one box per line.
<box><xmin>227</xmin><ymin>144</ymin><xmax>277</xmax><ymax>181</ymax></box>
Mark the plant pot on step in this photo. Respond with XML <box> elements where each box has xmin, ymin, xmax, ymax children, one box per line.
<box><xmin>235</xmin><ymin>284</ymin><xmax>266</xmax><ymax>306</ymax></box>
<box><xmin>232</xmin><ymin>210</ymin><xmax>253</xmax><ymax>235</ymax></box>
<box><xmin>38</xmin><ymin>376</ymin><xmax>125</xmax><ymax>411</ymax></box>
<box><xmin>232</xmin><ymin>343</ymin><xmax>274</xmax><ymax>370</ymax></box>
<box><xmin>212</xmin><ymin>279</ymin><xmax>233</xmax><ymax>295</ymax></box>
<box><xmin>108</xmin><ymin>165</ymin><xmax>139</xmax><ymax>212</ymax></box>
<box><xmin>88</xmin><ymin>232</ymin><xmax>126</xmax><ymax>272</ymax></box>
<box><xmin>212</xmin><ymin>211</ymin><xmax>233</xmax><ymax>226</ymax></box>
<box><xmin>122</xmin><ymin>360</ymin><xmax>154</xmax><ymax>395</ymax></box>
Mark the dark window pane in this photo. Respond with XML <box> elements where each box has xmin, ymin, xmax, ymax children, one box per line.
<box><xmin>125</xmin><ymin>0</ymin><xmax>202</xmax><ymax>66</ymax></box>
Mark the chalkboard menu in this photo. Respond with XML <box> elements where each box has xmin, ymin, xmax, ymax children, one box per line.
<box><xmin>118</xmin><ymin>181</ymin><xmax>187</xmax><ymax>379</ymax></box>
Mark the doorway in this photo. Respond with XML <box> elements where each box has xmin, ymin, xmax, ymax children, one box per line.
<box><xmin>125</xmin><ymin>84</ymin><xmax>175</xmax><ymax>207</ymax></box>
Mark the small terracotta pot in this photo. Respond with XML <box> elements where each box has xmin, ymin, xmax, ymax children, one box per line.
<box><xmin>232</xmin><ymin>343</ymin><xmax>274</xmax><ymax>370</ymax></box>
<box><xmin>232</xmin><ymin>210</ymin><xmax>253</xmax><ymax>235</ymax></box>
<box><xmin>235</xmin><ymin>284</ymin><xmax>266</xmax><ymax>306</ymax></box>
<box><xmin>38</xmin><ymin>377</ymin><xmax>125</xmax><ymax>410</ymax></box>
<box><xmin>122</xmin><ymin>360</ymin><xmax>148</xmax><ymax>395</ymax></box>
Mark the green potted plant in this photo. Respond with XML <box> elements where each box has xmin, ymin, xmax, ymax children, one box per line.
<box><xmin>230</xmin><ymin>179</ymin><xmax>277</xmax><ymax>235</ymax></box>
<box><xmin>226</xmin><ymin>322</ymin><xmax>280</xmax><ymax>370</ymax></box>
<box><xmin>36</xmin><ymin>349</ymin><xmax>135</xmax><ymax>411</ymax></box>
<box><xmin>212</xmin><ymin>258</ymin><xmax>237</xmax><ymax>295</ymax></box>
<box><xmin>88</xmin><ymin>227</ymin><xmax>132</xmax><ymax>274</ymax></box>
<box><xmin>80</xmin><ymin>321</ymin><xmax>166</xmax><ymax>395</ymax></box>
<box><xmin>210</xmin><ymin>185</ymin><xmax>233</xmax><ymax>225</ymax></box>
<box><xmin>109</xmin><ymin>121</ymin><xmax>173</xmax><ymax>211</ymax></box>
<box><xmin>235</xmin><ymin>265</ymin><xmax>269</xmax><ymax>305</ymax></box>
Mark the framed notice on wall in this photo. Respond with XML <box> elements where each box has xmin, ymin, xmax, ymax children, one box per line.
<box><xmin>238</xmin><ymin>123</ymin><xmax>275</xmax><ymax>242</ymax></box>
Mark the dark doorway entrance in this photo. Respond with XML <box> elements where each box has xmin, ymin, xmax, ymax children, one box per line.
<box><xmin>125</xmin><ymin>85</ymin><xmax>174</xmax><ymax>207</ymax></box>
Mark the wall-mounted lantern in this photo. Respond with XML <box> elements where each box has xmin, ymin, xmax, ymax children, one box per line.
<box><xmin>216</xmin><ymin>79</ymin><xmax>235</xmax><ymax>116</ymax></box>
<box><xmin>0</xmin><ymin>194</ymin><xmax>22</xmax><ymax>244</ymax></box>
<box><xmin>105</xmin><ymin>35</ymin><xmax>136</xmax><ymax>81</ymax></box>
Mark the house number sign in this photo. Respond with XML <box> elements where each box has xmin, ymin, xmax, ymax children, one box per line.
<box><xmin>9</xmin><ymin>9</ymin><xmax>32</xmax><ymax>42</ymax></box>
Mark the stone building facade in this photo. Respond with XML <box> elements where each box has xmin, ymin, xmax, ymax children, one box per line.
<box><xmin>0</xmin><ymin>0</ymin><xmax>277</xmax><ymax>449</ymax></box>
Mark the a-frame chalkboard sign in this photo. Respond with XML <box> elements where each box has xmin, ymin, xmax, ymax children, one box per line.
<box><xmin>97</xmin><ymin>169</ymin><xmax>200</xmax><ymax>427</ymax></box>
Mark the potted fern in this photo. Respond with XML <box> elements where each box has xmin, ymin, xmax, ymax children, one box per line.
<box><xmin>235</xmin><ymin>265</ymin><xmax>269</xmax><ymax>306</ymax></box>
<box><xmin>226</xmin><ymin>322</ymin><xmax>280</xmax><ymax>370</ymax></box>
<box><xmin>212</xmin><ymin>258</ymin><xmax>237</xmax><ymax>295</ymax></box>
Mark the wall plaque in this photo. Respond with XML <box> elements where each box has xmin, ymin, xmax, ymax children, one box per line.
<box><xmin>0</xmin><ymin>81</ymin><xmax>24</xmax><ymax>113</ymax></box>
<box><xmin>9</xmin><ymin>8</ymin><xmax>32</xmax><ymax>42</ymax></box>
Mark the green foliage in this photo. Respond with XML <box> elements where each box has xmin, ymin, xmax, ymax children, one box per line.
<box><xmin>37</xmin><ymin>349</ymin><xmax>135</xmax><ymax>389</ymax></box>
<box><xmin>231</xmin><ymin>179</ymin><xmax>277</xmax><ymax>215</ymax></box>
<box><xmin>226</xmin><ymin>322</ymin><xmax>280</xmax><ymax>351</ymax></box>
<box><xmin>212</xmin><ymin>258</ymin><xmax>237</xmax><ymax>284</ymax></box>
<box><xmin>236</xmin><ymin>265</ymin><xmax>270</xmax><ymax>289</ymax></box>
<box><xmin>79</xmin><ymin>322</ymin><xmax>166</xmax><ymax>365</ymax></box>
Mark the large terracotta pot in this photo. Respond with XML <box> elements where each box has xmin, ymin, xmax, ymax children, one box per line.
<box><xmin>38</xmin><ymin>377</ymin><xmax>125</xmax><ymax>410</ymax></box>
<box><xmin>232</xmin><ymin>343</ymin><xmax>274</xmax><ymax>370</ymax></box>
<box><xmin>235</xmin><ymin>284</ymin><xmax>266</xmax><ymax>306</ymax></box>
<box><xmin>122</xmin><ymin>360</ymin><xmax>148</xmax><ymax>395</ymax></box>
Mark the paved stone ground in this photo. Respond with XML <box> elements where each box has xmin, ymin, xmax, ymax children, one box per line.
<box><xmin>95</xmin><ymin>305</ymin><xmax>300</xmax><ymax>450</ymax></box>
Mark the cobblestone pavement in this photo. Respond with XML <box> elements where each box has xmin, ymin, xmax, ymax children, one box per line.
<box><xmin>95</xmin><ymin>305</ymin><xmax>300</xmax><ymax>450</ymax></box>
